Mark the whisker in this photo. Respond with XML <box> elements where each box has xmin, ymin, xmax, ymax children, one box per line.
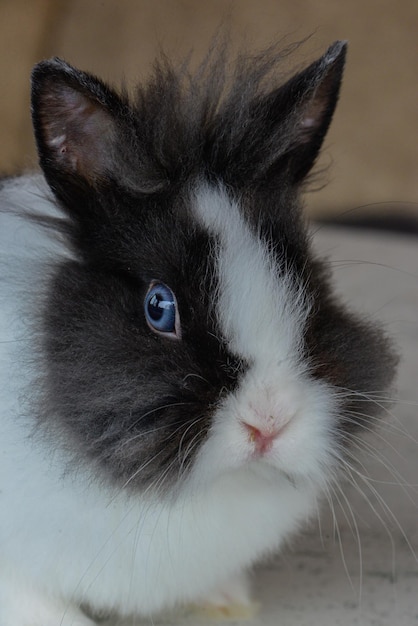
<box><xmin>121</xmin><ymin>449</ymin><xmax>168</xmax><ymax>492</ymax></box>
<box><xmin>322</xmin><ymin>480</ymin><xmax>356</xmax><ymax>595</ymax></box>
<box><xmin>348</xmin><ymin>434</ymin><xmax>417</xmax><ymax>489</ymax></box>
<box><xmin>182</xmin><ymin>372</ymin><xmax>210</xmax><ymax>385</ymax></box>
<box><xmin>119</xmin><ymin>417</ymin><xmax>195</xmax><ymax>450</ymax></box>
<box><xmin>178</xmin><ymin>423</ymin><xmax>208</xmax><ymax>481</ymax></box>
<box><xmin>346</xmin><ymin>412</ymin><xmax>416</xmax><ymax>443</ymax></box>
<box><xmin>344</xmin><ymin>442</ymin><xmax>418</xmax><ymax>517</ymax></box>
<box><xmin>329</xmin><ymin>479</ymin><xmax>363</xmax><ymax>603</ymax></box>
<box><xmin>345</xmin><ymin>440</ymin><xmax>414</xmax><ymax>502</ymax></box>
<box><xmin>126</xmin><ymin>401</ymin><xmax>193</xmax><ymax>432</ymax></box>
<box><xmin>177</xmin><ymin>414</ymin><xmax>207</xmax><ymax>460</ymax></box>
<box><xmin>326</xmin><ymin>259</ymin><xmax>418</xmax><ymax>280</ymax></box>
<box><xmin>344</xmin><ymin>447</ymin><xmax>418</xmax><ymax>489</ymax></box>
<box><xmin>342</xmin><ymin>413</ymin><xmax>418</xmax><ymax>456</ymax></box>
<box><xmin>345</xmin><ymin>462</ymin><xmax>418</xmax><ymax>565</ymax></box>
<box><xmin>333</xmin><ymin>386</ymin><xmax>396</xmax><ymax>410</ymax></box>
<box><xmin>333</xmin><ymin>458</ymin><xmax>399</xmax><ymax>580</ymax></box>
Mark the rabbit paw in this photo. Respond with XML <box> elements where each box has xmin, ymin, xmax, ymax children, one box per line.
<box><xmin>190</xmin><ymin>573</ymin><xmax>259</xmax><ymax>620</ymax></box>
<box><xmin>0</xmin><ymin>577</ymin><xmax>95</xmax><ymax>626</ymax></box>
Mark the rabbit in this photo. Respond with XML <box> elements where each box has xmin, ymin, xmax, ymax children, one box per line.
<box><xmin>0</xmin><ymin>40</ymin><xmax>398</xmax><ymax>625</ymax></box>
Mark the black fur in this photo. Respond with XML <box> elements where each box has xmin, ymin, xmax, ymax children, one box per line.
<box><xmin>30</xmin><ymin>41</ymin><xmax>397</xmax><ymax>493</ymax></box>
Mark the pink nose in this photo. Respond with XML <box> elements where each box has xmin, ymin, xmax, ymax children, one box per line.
<box><xmin>242</xmin><ymin>422</ymin><xmax>281</xmax><ymax>455</ymax></box>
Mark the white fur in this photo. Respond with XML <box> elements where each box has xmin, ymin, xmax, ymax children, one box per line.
<box><xmin>190</xmin><ymin>185</ymin><xmax>337</xmax><ymax>486</ymax></box>
<box><xmin>192</xmin><ymin>184</ymin><xmax>310</xmax><ymax>364</ymax></box>
<box><xmin>0</xmin><ymin>178</ymin><xmax>338</xmax><ymax>624</ymax></box>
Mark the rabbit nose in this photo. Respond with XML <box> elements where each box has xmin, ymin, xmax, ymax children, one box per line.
<box><xmin>242</xmin><ymin>420</ymin><xmax>285</xmax><ymax>455</ymax></box>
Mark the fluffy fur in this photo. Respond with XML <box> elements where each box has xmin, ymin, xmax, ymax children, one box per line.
<box><xmin>0</xmin><ymin>41</ymin><xmax>397</xmax><ymax>624</ymax></box>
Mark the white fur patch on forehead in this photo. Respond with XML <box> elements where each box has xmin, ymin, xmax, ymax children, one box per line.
<box><xmin>191</xmin><ymin>184</ymin><xmax>310</xmax><ymax>366</ymax></box>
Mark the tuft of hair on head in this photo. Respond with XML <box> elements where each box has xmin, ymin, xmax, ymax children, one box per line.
<box><xmin>31</xmin><ymin>39</ymin><xmax>347</xmax><ymax>205</ymax></box>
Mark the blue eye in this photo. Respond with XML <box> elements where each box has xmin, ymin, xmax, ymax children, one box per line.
<box><xmin>144</xmin><ymin>282</ymin><xmax>180</xmax><ymax>339</ymax></box>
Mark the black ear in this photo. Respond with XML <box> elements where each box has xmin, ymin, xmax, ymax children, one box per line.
<box><xmin>264</xmin><ymin>41</ymin><xmax>347</xmax><ymax>183</ymax></box>
<box><xmin>31</xmin><ymin>58</ymin><xmax>124</xmax><ymax>190</ymax></box>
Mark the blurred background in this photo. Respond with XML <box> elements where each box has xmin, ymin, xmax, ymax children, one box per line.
<box><xmin>0</xmin><ymin>0</ymin><xmax>416</xmax><ymax>219</ymax></box>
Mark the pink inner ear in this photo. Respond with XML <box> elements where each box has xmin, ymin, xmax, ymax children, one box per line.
<box><xmin>41</xmin><ymin>84</ymin><xmax>115</xmax><ymax>181</ymax></box>
<box><xmin>300</xmin><ymin>116</ymin><xmax>316</xmax><ymax>129</ymax></box>
<box><xmin>298</xmin><ymin>92</ymin><xmax>329</xmax><ymax>144</ymax></box>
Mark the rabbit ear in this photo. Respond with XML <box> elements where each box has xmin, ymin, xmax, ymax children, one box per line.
<box><xmin>31</xmin><ymin>58</ymin><xmax>123</xmax><ymax>189</ymax></box>
<box><xmin>261</xmin><ymin>41</ymin><xmax>347</xmax><ymax>184</ymax></box>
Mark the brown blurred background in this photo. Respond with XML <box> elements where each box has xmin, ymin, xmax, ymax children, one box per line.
<box><xmin>0</xmin><ymin>0</ymin><xmax>417</xmax><ymax>218</ymax></box>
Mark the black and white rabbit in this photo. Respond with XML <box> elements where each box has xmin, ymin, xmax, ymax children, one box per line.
<box><xmin>0</xmin><ymin>41</ymin><xmax>397</xmax><ymax>624</ymax></box>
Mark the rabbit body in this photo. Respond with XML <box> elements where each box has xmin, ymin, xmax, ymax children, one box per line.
<box><xmin>0</xmin><ymin>176</ymin><xmax>324</xmax><ymax>623</ymax></box>
<box><xmin>0</xmin><ymin>42</ymin><xmax>397</xmax><ymax>624</ymax></box>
